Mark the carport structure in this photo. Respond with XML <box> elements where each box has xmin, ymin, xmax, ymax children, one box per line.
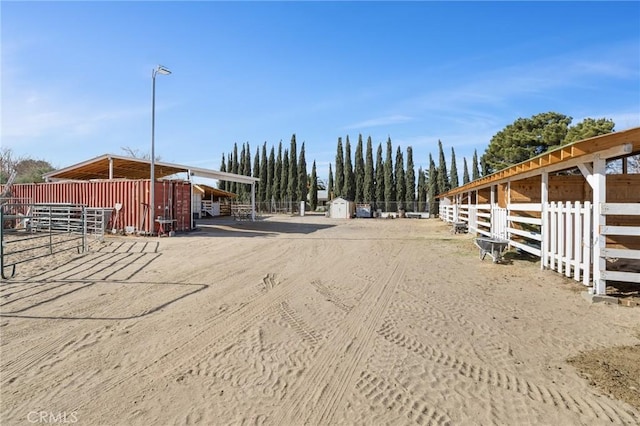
<box><xmin>5</xmin><ymin>154</ymin><xmax>258</xmax><ymax>235</ymax></box>
<box><xmin>438</xmin><ymin>127</ymin><xmax>640</xmax><ymax>296</ymax></box>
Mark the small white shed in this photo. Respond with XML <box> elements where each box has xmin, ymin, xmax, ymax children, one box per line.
<box><xmin>329</xmin><ymin>197</ymin><xmax>355</xmax><ymax>219</ymax></box>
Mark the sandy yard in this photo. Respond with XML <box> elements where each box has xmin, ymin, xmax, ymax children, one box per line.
<box><xmin>1</xmin><ymin>215</ymin><xmax>639</xmax><ymax>425</ymax></box>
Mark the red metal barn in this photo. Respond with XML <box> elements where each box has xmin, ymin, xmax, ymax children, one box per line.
<box><xmin>6</xmin><ymin>180</ymin><xmax>192</xmax><ymax>234</ymax></box>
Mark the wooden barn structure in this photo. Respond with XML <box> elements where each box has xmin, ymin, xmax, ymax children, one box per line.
<box><xmin>193</xmin><ymin>184</ymin><xmax>236</xmax><ymax>218</ymax></box>
<box><xmin>438</xmin><ymin>127</ymin><xmax>640</xmax><ymax>296</ymax></box>
<box><xmin>2</xmin><ymin>154</ymin><xmax>258</xmax><ymax>235</ymax></box>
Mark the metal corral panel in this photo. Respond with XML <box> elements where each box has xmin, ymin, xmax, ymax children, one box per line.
<box><xmin>6</xmin><ymin>180</ymin><xmax>192</xmax><ymax>234</ymax></box>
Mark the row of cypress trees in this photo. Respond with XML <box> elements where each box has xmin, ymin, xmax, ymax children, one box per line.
<box><xmin>220</xmin><ymin>133</ymin><xmax>482</xmax><ymax>214</ymax></box>
<box><xmin>218</xmin><ymin>134</ymin><xmax>317</xmax><ymax>210</ymax></box>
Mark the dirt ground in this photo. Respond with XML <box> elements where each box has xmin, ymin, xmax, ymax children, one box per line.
<box><xmin>1</xmin><ymin>215</ymin><xmax>639</xmax><ymax>425</ymax></box>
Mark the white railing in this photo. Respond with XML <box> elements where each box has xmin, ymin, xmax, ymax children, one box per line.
<box><xmin>458</xmin><ymin>204</ymin><xmax>469</xmax><ymax>225</ymax></box>
<box><xmin>471</xmin><ymin>204</ymin><xmax>492</xmax><ymax>237</ymax></box>
<box><xmin>445</xmin><ymin>198</ymin><xmax>639</xmax><ymax>294</ymax></box>
<box><xmin>439</xmin><ymin>204</ymin><xmax>455</xmax><ymax>223</ymax></box>
<box><xmin>507</xmin><ymin>203</ymin><xmax>542</xmax><ymax>257</ymax></box>
<box><xmin>491</xmin><ymin>207</ymin><xmax>507</xmax><ymax>240</ymax></box>
<box><xmin>600</xmin><ymin>202</ymin><xmax>640</xmax><ymax>285</ymax></box>
<box><xmin>542</xmin><ymin>201</ymin><xmax>592</xmax><ymax>285</ymax></box>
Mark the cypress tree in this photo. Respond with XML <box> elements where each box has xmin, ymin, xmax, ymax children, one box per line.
<box><xmin>462</xmin><ymin>157</ymin><xmax>470</xmax><ymax>184</ymax></box>
<box><xmin>472</xmin><ymin>149</ymin><xmax>480</xmax><ymax>180</ymax></box>
<box><xmin>450</xmin><ymin>147</ymin><xmax>458</xmax><ymax>189</ymax></box>
<box><xmin>417</xmin><ymin>166</ymin><xmax>426</xmax><ymax>212</ymax></box>
<box><xmin>273</xmin><ymin>142</ymin><xmax>282</xmax><ymax>203</ymax></box>
<box><xmin>364</xmin><ymin>136</ymin><xmax>374</xmax><ymax>204</ymax></box>
<box><xmin>288</xmin><ymin>134</ymin><xmax>298</xmax><ymax>203</ymax></box>
<box><xmin>252</xmin><ymin>146</ymin><xmax>259</xmax><ymax>204</ymax></box>
<box><xmin>242</xmin><ymin>143</ymin><xmax>251</xmax><ymax>201</ymax></box>
<box><xmin>343</xmin><ymin>135</ymin><xmax>355</xmax><ymax>200</ymax></box>
<box><xmin>231</xmin><ymin>143</ymin><xmax>239</xmax><ymax>195</ymax></box>
<box><xmin>395</xmin><ymin>146</ymin><xmax>405</xmax><ymax>211</ymax></box>
<box><xmin>384</xmin><ymin>137</ymin><xmax>395</xmax><ymax>212</ymax></box>
<box><xmin>437</xmin><ymin>140</ymin><xmax>450</xmax><ymax>195</ymax></box>
<box><xmin>480</xmin><ymin>155</ymin><xmax>489</xmax><ymax>177</ymax></box>
<box><xmin>354</xmin><ymin>134</ymin><xmax>365</xmax><ymax>203</ymax></box>
<box><xmin>281</xmin><ymin>148</ymin><xmax>289</xmax><ymax>204</ymax></box>
<box><xmin>375</xmin><ymin>143</ymin><xmax>385</xmax><ymax>211</ymax></box>
<box><xmin>226</xmin><ymin>152</ymin><xmax>232</xmax><ymax>193</ymax></box>
<box><xmin>328</xmin><ymin>164</ymin><xmax>334</xmax><ymax>200</ymax></box>
<box><xmin>298</xmin><ymin>142</ymin><xmax>307</xmax><ymax>205</ymax></box>
<box><xmin>428</xmin><ymin>154</ymin><xmax>438</xmax><ymax>216</ymax></box>
<box><xmin>405</xmin><ymin>146</ymin><xmax>415</xmax><ymax>211</ymax></box>
<box><xmin>310</xmin><ymin>160</ymin><xmax>318</xmax><ymax>211</ymax></box>
<box><xmin>266</xmin><ymin>146</ymin><xmax>275</xmax><ymax>204</ymax></box>
<box><xmin>219</xmin><ymin>153</ymin><xmax>226</xmax><ymax>190</ymax></box>
<box><xmin>259</xmin><ymin>144</ymin><xmax>267</xmax><ymax>205</ymax></box>
<box><xmin>335</xmin><ymin>138</ymin><xmax>344</xmax><ymax>198</ymax></box>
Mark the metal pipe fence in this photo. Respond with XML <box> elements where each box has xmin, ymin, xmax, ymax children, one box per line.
<box><xmin>0</xmin><ymin>203</ymin><xmax>90</xmax><ymax>279</ymax></box>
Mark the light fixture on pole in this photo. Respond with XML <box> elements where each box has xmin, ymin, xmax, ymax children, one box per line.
<box><xmin>150</xmin><ymin>64</ymin><xmax>171</xmax><ymax>235</ymax></box>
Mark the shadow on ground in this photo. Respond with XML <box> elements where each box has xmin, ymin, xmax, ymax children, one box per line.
<box><xmin>183</xmin><ymin>216</ymin><xmax>336</xmax><ymax>238</ymax></box>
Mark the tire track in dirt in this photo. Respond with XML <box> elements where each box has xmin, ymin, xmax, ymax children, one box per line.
<box><xmin>378</xmin><ymin>321</ymin><xmax>639</xmax><ymax>424</ymax></box>
<box><xmin>355</xmin><ymin>370</ymin><xmax>452</xmax><ymax>425</ymax></box>
<box><xmin>272</xmin><ymin>246</ymin><xmax>406</xmax><ymax>426</ymax></box>
<box><xmin>68</xmin><ymin>272</ymin><xmax>302</xmax><ymax>415</ymax></box>
<box><xmin>278</xmin><ymin>301</ymin><xmax>321</xmax><ymax>346</ymax></box>
<box><xmin>387</xmin><ymin>295</ymin><xmax>514</xmax><ymax>372</ymax></box>
<box><xmin>310</xmin><ymin>279</ymin><xmax>352</xmax><ymax>313</ymax></box>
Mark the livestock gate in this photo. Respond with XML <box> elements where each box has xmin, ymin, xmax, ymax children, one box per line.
<box><xmin>0</xmin><ymin>201</ymin><xmax>110</xmax><ymax>279</ymax></box>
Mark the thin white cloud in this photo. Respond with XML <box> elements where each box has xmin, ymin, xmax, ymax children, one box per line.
<box><xmin>344</xmin><ymin>114</ymin><xmax>414</xmax><ymax>130</ymax></box>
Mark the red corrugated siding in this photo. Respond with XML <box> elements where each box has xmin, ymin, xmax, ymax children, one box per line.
<box><xmin>5</xmin><ymin>180</ymin><xmax>192</xmax><ymax>234</ymax></box>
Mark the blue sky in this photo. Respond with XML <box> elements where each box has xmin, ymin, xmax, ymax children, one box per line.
<box><xmin>2</xmin><ymin>1</ymin><xmax>639</xmax><ymax>184</ymax></box>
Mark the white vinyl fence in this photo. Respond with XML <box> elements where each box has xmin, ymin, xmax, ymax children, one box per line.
<box><xmin>542</xmin><ymin>201</ymin><xmax>592</xmax><ymax>285</ymax></box>
<box><xmin>600</xmin><ymin>203</ymin><xmax>640</xmax><ymax>285</ymax></box>
<box><xmin>445</xmin><ymin>200</ymin><xmax>640</xmax><ymax>290</ymax></box>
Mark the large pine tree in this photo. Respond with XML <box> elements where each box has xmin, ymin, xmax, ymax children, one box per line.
<box><xmin>384</xmin><ymin>137</ymin><xmax>395</xmax><ymax>212</ymax></box>
<box><xmin>354</xmin><ymin>134</ymin><xmax>365</xmax><ymax>203</ymax></box>
<box><xmin>335</xmin><ymin>138</ymin><xmax>344</xmax><ymax>199</ymax></box>
<box><xmin>405</xmin><ymin>146</ymin><xmax>415</xmax><ymax>211</ymax></box>
<box><xmin>375</xmin><ymin>143</ymin><xmax>385</xmax><ymax>211</ymax></box>
<box><xmin>364</xmin><ymin>136</ymin><xmax>375</xmax><ymax>204</ymax></box>
<box><xmin>343</xmin><ymin>135</ymin><xmax>355</xmax><ymax>200</ymax></box>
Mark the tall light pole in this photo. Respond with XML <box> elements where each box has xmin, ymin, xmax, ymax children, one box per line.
<box><xmin>150</xmin><ymin>64</ymin><xmax>171</xmax><ymax>235</ymax></box>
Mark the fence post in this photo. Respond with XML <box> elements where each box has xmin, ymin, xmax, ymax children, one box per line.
<box><xmin>565</xmin><ymin>201</ymin><xmax>573</xmax><ymax>278</ymax></box>
<box><xmin>582</xmin><ymin>202</ymin><xmax>592</xmax><ymax>286</ymax></box>
<box><xmin>592</xmin><ymin>157</ymin><xmax>606</xmax><ymax>295</ymax></box>
<box><xmin>574</xmin><ymin>201</ymin><xmax>582</xmax><ymax>282</ymax></box>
